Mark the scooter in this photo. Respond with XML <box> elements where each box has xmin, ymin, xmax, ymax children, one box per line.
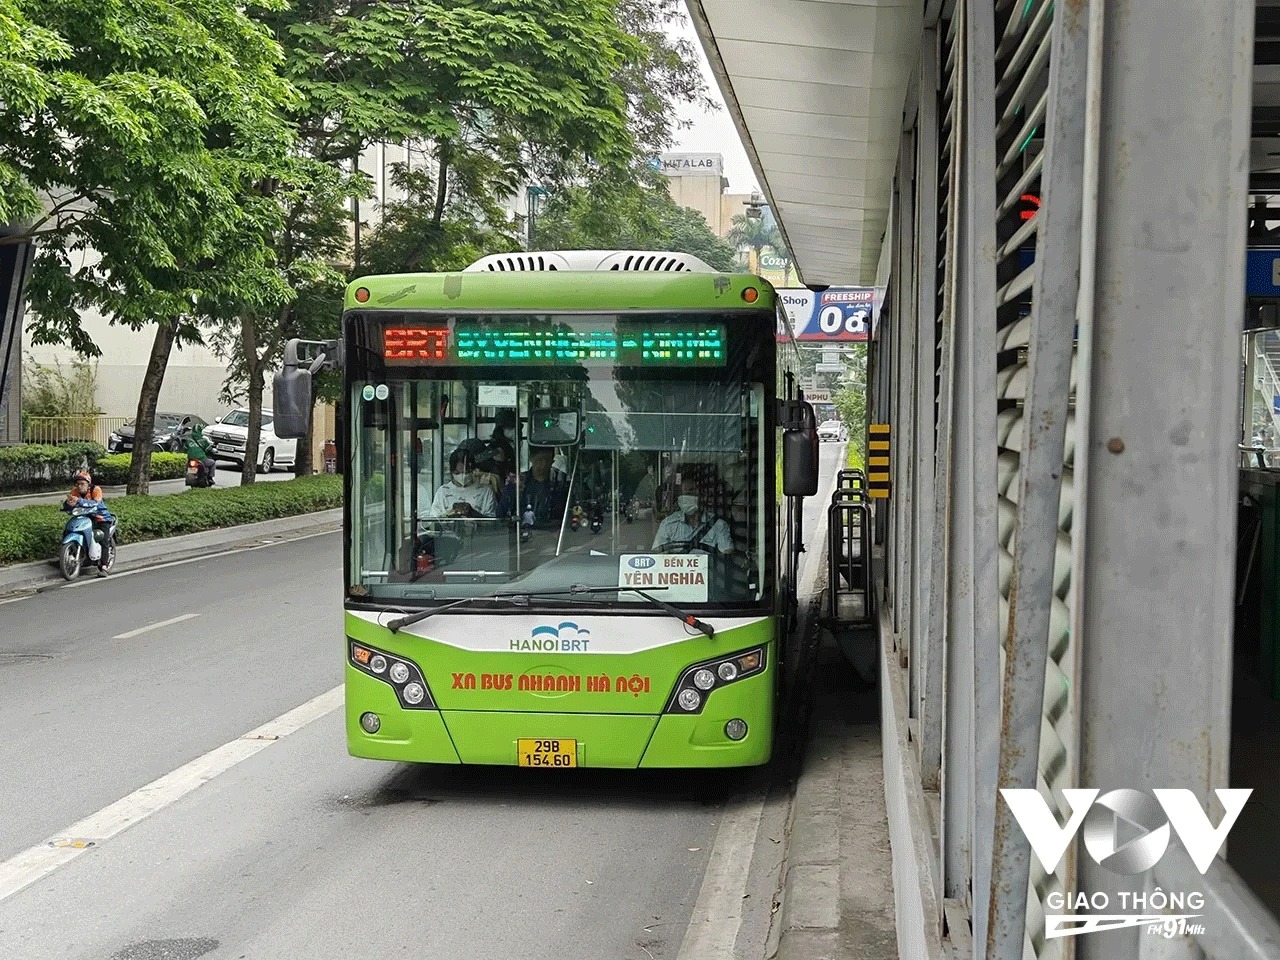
<box><xmin>185</xmin><ymin>456</ymin><xmax>214</xmax><ymax>488</ymax></box>
<box><xmin>59</xmin><ymin>500</ymin><xmax>117</xmax><ymax>581</ymax></box>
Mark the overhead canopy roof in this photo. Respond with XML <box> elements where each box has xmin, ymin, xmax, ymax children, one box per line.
<box><xmin>686</xmin><ymin>0</ymin><xmax>926</xmax><ymax>287</ymax></box>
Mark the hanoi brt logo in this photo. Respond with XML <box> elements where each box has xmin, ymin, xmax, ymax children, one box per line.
<box><xmin>1001</xmin><ymin>787</ymin><xmax>1252</xmax><ymax>940</ymax></box>
<box><xmin>510</xmin><ymin>622</ymin><xmax>592</xmax><ymax>653</ymax></box>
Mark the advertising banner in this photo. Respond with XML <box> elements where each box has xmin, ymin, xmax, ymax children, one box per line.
<box><xmin>775</xmin><ymin>287</ymin><xmax>872</xmax><ymax>342</ymax></box>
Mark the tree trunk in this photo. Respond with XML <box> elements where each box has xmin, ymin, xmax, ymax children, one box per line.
<box><xmin>432</xmin><ymin>141</ymin><xmax>451</xmax><ymax>227</ymax></box>
<box><xmin>127</xmin><ymin>320</ymin><xmax>177</xmax><ymax>495</ymax></box>
<box><xmin>294</xmin><ymin>410</ymin><xmax>314</xmax><ymax>477</ymax></box>
<box><xmin>241</xmin><ymin>312</ymin><xmax>263</xmax><ymax>485</ymax></box>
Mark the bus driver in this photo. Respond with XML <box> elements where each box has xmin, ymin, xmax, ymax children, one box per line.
<box><xmin>653</xmin><ymin>472</ymin><xmax>734</xmax><ymax>556</ymax></box>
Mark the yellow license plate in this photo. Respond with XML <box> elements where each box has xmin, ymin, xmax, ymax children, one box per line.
<box><xmin>517</xmin><ymin>738</ymin><xmax>578</xmax><ymax>768</ymax></box>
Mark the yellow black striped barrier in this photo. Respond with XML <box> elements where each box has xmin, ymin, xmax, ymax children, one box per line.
<box><xmin>867</xmin><ymin>423</ymin><xmax>890</xmax><ymax>499</ymax></box>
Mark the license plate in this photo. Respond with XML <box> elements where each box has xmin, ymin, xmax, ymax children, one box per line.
<box><xmin>517</xmin><ymin>738</ymin><xmax>577</xmax><ymax>768</ymax></box>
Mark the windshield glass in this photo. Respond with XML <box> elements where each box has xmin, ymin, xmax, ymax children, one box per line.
<box><xmin>348</xmin><ymin>315</ymin><xmax>771</xmax><ymax>608</ymax></box>
<box><xmin>221</xmin><ymin>411</ymin><xmax>250</xmax><ymax>427</ymax></box>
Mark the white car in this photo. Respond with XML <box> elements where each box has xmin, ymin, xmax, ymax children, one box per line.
<box><xmin>818</xmin><ymin>419</ymin><xmax>848</xmax><ymax>442</ymax></box>
<box><xmin>203</xmin><ymin>408</ymin><xmax>298</xmax><ymax>473</ymax></box>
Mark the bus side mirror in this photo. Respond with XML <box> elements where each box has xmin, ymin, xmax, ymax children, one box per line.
<box><xmin>273</xmin><ymin>338</ymin><xmax>342</xmax><ymax>439</ymax></box>
<box><xmin>273</xmin><ymin>366</ymin><xmax>312</xmax><ymax>439</ymax></box>
<box><xmin>781</xmin><ymin>400</ymin><xmax>819</xmax><ymax>496</ymax></box>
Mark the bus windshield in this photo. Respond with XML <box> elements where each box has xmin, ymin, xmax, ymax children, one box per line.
<box><xmin>348</xmin><ymin>318</ymin><xmax>771</xmax><ymax>608</ymax></box>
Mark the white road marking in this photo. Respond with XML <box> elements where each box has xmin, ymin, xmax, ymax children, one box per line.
<box><xmin>55</xmin><ymin>527</ymin><xmax>339</xmax><ymax>589</ymax></box>
<box><xmin>0</xmin><ymin>684</ymin><xmax>343</xmax><ymax>904</ymax></box>
<box><xmin>676</xmin><ymin>795</ymin><xmax>768</xmax><ymax>960</ymax></box>
<box><xmin>112</xmin><ymin>613</ymin><xmax>200</xmax><ymax>639</ymax></box>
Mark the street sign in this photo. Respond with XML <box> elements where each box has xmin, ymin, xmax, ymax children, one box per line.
<box><xmin>806</xmin><ymin>390</ymin><xmax>832</xmax><ymax>404</ymax></box>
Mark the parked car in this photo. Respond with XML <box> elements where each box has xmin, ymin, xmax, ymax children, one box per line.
<box><xmin>818</xmin><ymin>419</ymin><xmax>848</xmax><ymax>442</ymax></box>
<box><xmin>203</xmin><ymin>408</ymin><xmax>297</xmax><ymax>473</ymax></box>
<box><xmin>108</xmin><ymin>412</ymin><xmax>206</xmax><ymax>454</ymax></box>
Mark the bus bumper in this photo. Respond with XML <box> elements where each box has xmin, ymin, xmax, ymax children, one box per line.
<box><xmin>346</xmin><ymin>666</ymin><xmax>773</xmax><ymax>768</ymax></box>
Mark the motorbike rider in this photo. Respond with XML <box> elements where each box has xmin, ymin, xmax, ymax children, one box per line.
<box><xmin>64</xmin><ymin>469</ymin><xmax>113</xmax><ymax>574</ymax></box>
<box><xmin>186</xmin><ymin>423</ymin><xmax>216</xmax><ymax>484</ymax></box>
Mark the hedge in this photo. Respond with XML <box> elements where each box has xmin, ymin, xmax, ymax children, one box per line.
<box><xmin>0</xmin><ymin>474</ymin><xmax>343</xmax><ymax>566</ymax></box>
<box><xmin>93</xmin><ymin>452</ymin><xmax>187</xmax><ymax>486</ymax></box>
<box><xmin>0</xmin><ymin>442</ymin><xmax>106</xmax><ymax>493</ymax></box>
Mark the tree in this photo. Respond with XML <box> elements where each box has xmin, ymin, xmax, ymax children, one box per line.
<box><xmin>532</xmin><ymin>172</ymin><xmax>737</xmax><ymax>269</ymax></box>
<box><xmin>834</xmin><ymin>344</ymin><xmax>868</xmax><ymax>461</ymax></box>
<box><xmin>3</xmin><ymin>0</ymin><xmax>297</xmax><ymax>493</ymax></box>
<box><xmin>727</xmin><ymin>214</ymin><xmax>783</xmax><ymax>274</ymax></box>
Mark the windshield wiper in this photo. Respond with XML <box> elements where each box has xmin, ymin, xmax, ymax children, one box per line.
<box><xmin>385</xmin><ymin>584</ymin><xmax>715</xmax><ymax>638</ymax></box>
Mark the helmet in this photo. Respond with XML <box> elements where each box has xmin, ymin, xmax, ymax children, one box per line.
<box><xmin>73</xmin><ymin>470</ymin><xmax>92</xmax><ymax>486</ymax></box>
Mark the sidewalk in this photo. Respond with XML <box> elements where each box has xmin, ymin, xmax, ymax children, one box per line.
<box><xmin>0</xmin><ymin>470</ymin><xmax>292</xmax><ymax>511</ymax></box>
<box><xmin>0</xmin><ymin>508</ymin><xmax>341</xmax><ymax>596</ymax></box>
<box><xmin>772</xmin><ymin>623</ymin><xmax>898</xmax><ymax>960</ymax></box>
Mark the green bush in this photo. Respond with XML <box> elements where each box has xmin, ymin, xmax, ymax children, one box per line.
<box><xmin>93</xmin><ymin>452</ymin><xmax>187</xmax><ymax>486</ymax></box>
<box><xmin>0</xmin><ymin>474</ymin><xmax>343</xmax><ymax>566</ymax></box>
<box><xmin>0</xmin><ymin>442</ymin><xmax>107</xmax><ymax>493</ymax></box>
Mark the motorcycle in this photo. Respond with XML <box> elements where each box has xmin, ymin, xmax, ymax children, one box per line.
<box><xmin>59</xmin><ymin>500</ymin><xmax>117</xmax><ymax>581</ymax></box>
<box><xmin>185</xmin><ymin>456</ymin><xmax>214</xmax><ymax>488</ymax></box>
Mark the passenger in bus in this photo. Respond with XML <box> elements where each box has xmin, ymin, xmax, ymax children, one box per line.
<box><xmin>429</xmin><ymin>447</ymin><xmax>497</xmax><ymax>519</ymax></box>
<box><xmin>499</xmin><ymin>447</ymin><xmax>567</xmax><ymax>527</ymax></box>
<box><xmin>652</xmin><ymin>472</ymin><xmax>734</xmax><ymax>555</ymax></box>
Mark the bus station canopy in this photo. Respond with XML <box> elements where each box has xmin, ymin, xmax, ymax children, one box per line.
<box><xmin>686</xmin><ymin>0</ymin><xmax>925</xmax><ymax>287</ymax></box>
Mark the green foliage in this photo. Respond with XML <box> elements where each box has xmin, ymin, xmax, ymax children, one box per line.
<box><xmin>361</xmin><ymin>163</ymin><xmax>521</xmax><ymax>276</ymax></box>
<box><xmin>846</xmin><ymin>442</ymin><xmax>864</xmax><ymax>471</ymax></box>
<box><xmin>0</xmin><ymin>474</ymin><xmax>343</xmax><ymax>565</ymax></box>
<box><xmin>835</xmin><ymin>383</ymin><xmax>867</xmax><ymax>466</ymax></box>
<box><xmin>0</xmin><ymin>442</ymin><xmax>105</xmax><ymax>492</ymax></box>
<box><xmin>20</xmin><ymin>353</ymin><xmax>102</xmax><ymax>418</ymax></box>
<box><xmin>8</xmin><ymin>0</ymin><xmax>297</xmax><ymax>355</ymax></box>
<box><xmin>93</xmin><ymin>452</ymin><xmax>186</xmax><ymax>486</ymax></box>
<box><xmin>532</xmin><ymin>171</ymin><xmax>738</xmax><ymax>271</ymax></box>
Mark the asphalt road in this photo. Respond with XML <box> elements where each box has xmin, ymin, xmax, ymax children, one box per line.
<box><xmin>0</xmin><ymin>444</ymin><xmax>845</xmax><ymax>960</ymax></box>
<box><xmin>0</xmin><ymin>468</ymin><xmax>293</xmax><ymax>511</ymax></box>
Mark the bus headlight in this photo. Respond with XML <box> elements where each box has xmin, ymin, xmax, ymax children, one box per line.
<box><xmin>664</xmin><ymin>647</ymin><xmax>767</xmax><ymax>715</ymax></box>
<box><xmin>348</xmin><ymin>640</ymin><xmax>436</xmax><ymax>710</ymax></box>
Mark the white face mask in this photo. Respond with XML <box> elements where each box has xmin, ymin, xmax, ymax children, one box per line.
<box><xmin>678</xmin><ymin>495</ymin><xmax>698</xmax><ymax>515</ymax></box>
<box><xmin>453</xmin><ymin>471</ymin><xmax>471</xmax><ymax>486</ymax></box>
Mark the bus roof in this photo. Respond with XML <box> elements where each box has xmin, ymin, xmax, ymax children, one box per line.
<box><xmin>343</xmin><ymin>270</ymin><xmax>778</xmax><ymax>313</ymax></box>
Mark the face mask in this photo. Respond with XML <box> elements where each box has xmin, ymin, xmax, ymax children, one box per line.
<box><xmin>678</xmin><ymin>495</ymin><xmax>698</xmax><ymax>515</ymax></box>
<box><xmin>453</xmin><ymin>472</ymin><xmax>471</xmax><ymax>486</ymax></box>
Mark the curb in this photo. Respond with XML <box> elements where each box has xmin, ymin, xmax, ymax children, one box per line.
<box><xmin>0</xmin><ymin>508</ymin><xmax>342</xmax><ymax>597</ymax></box>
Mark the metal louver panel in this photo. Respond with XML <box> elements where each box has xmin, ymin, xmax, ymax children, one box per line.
<box><xmin>989</xmin><ymin>0</ymin><xmax>1073</xmax><ymax>957</ymax></box>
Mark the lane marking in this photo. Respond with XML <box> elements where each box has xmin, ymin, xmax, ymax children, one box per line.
<box><xmin>677</xmin><ymin>795</ymin><xmax>768</xmax><ymax>960</ymax></box>
<box><xmin>113</xmin><ymin>613</ymin><xmax>200</xmax><ymax>640</ymax></box>
<box><xmin>54</xmin><ymin>528</ymin><xmax>339</xmax><ymax>590</ymax></box>
<box><xmin>0</xmin><ymin>684</ymin><xmax>342</xmax><ymax>904</ymax></box>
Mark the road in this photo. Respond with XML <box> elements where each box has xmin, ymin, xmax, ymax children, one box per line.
<box><xmin>0</xmin><ymin>444</ymin><xmax>844</xmax><ymax>960</ymax></box>
<box><xmin>0</xmin><ymin>468</ymin><xmax>294</xmax><ymax>511</ymax></box>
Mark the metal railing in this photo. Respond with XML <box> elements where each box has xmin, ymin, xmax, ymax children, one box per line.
<box><xmin>24</xmin><ymin>416</ymin><xmax>129</xmax><ymax>447</ymax></box>
<box><xmin>827</xmin><ymin>468</ymin><xmax>873</xmax><ymax>625</ymax></box>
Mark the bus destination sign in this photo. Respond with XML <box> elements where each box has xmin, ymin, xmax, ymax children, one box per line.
<box><xmin>383</xmin><ymin>322</ymin><xmax>727</xmax><ymax>367</ymax></box>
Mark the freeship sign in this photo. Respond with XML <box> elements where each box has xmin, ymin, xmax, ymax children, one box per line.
<box><xmin>776</xmin><ymin>287</ymin><xmax>872</xmax><ymax>342</ymax></box>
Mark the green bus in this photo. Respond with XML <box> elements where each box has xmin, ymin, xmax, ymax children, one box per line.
<box><xmin>273</xmin><ymin>250</ymin><xmax>821</xmax><ymax>768</ymax></box>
